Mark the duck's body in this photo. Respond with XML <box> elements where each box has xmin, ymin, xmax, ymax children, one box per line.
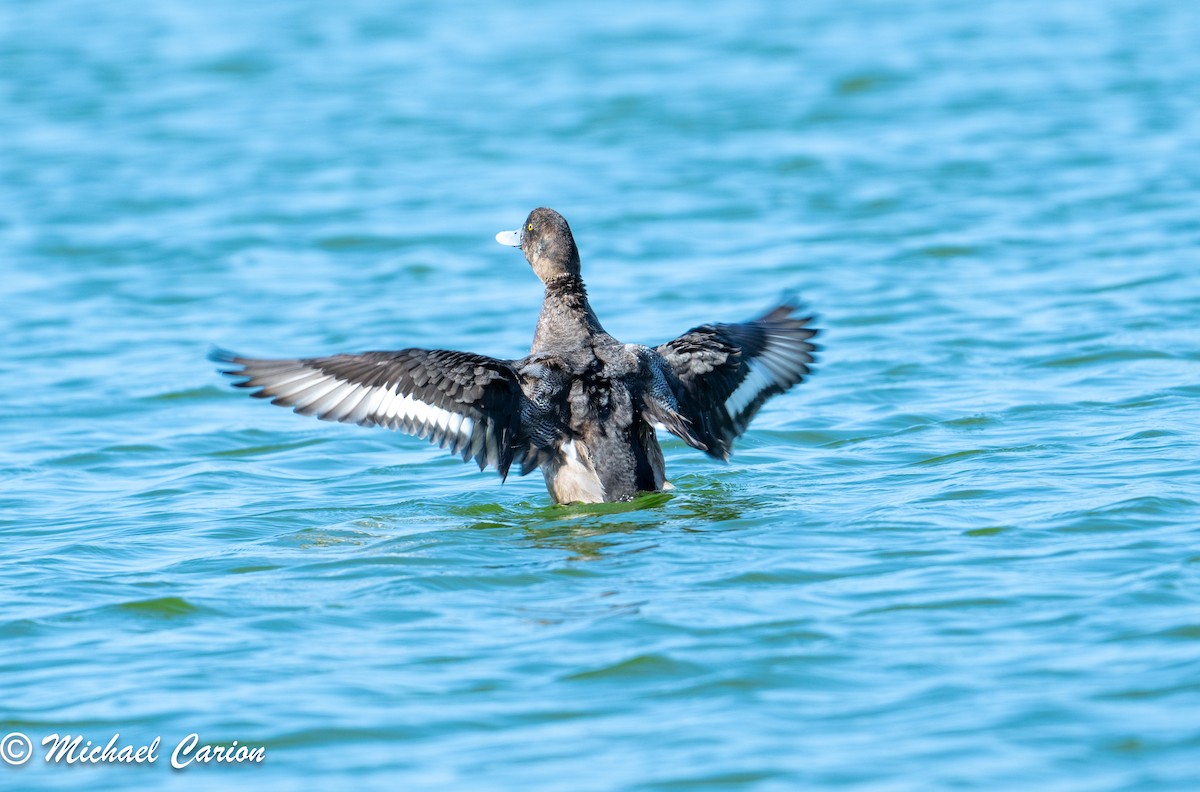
<box><xmin>522</xmin><ymin>273</ymin><xmax>679</xmax><ymax>502</ymax></box>
<box><xmin>213</xmin><ymin>208</ymin><xmax>819</xmax><ymax>504</ymax></box>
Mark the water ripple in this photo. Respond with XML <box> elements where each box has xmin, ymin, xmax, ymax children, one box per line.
<box><xmin>4</xmin><ymin>0</ymin><xmax>1200</xmax><ymax>789</ymax></box>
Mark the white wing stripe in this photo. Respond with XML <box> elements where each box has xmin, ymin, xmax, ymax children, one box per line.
<box><xmin>288</xmin><ymin>377</ymin><xmax>346</xmax><ymax>411</ymax></box>
<box><xmin>383</xmin><ymin>387</ymin><xmax>404</xmax><ymax>422</ymax></box>
<box><xmin>391</xmin><ymin>393</ymin><xmax>413</xmax><ymax>425</ymax></box>
<box><xmin>267</xmin><ymin>373</ymin><xmax>326</xmax><ymax>400</ymax></box>
<box><xmin>323</xmin><ymin>383</ymin><xmax>371</xmax><ymax>422</ymax></box>
<box><xmin>374</xmin><ymin>389</ymin><xmax>391</xmax><ymax>425</ymax></box>
<box><xmin>406</xmin><ymin>395</ymin><xmax>431</xmax><ymax>428</ymax></box>
<box><xmin>254</xmin><ymin>369</ymin><xmax>320</xmax><ymax>393</ymax></box>
<box><xmin>757</xmin><ymin>342</ymin><xmax>796</xmax><ymax>380</ymax></box>
<box><xmin>340</xmin><ymin>386</ymin><xmax>378</xmax><ymax>424</ymax></box>
<box><xmin>224</xmin><ymin>355</ymin><xmax>517</xmax><ymax>470</ymax></box>
<box><xmin>725</xmin><ymin>360</ymin><xmax>776</xmax><ymax>418</ymax></box>
<box><xmin>362</xmin><ymin>383</ymin><xmax>389</xmax><ymax>419</ymax></box>
<box><xmin>245</xmin><ymin>362</ymin><xmax>497</xmax><ymax>453</ymax></box>
<box><xmin>308</xmin><ymin>381</ymin><xmax>359</xmax><ymax>417</ymax></box>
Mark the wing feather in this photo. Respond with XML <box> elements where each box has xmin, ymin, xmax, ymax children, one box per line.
<box><xmin>655</xmin><ymin>297</ymin><xmax>819</xmax><ymax>460</ymax></box>
<box><xmin>211</xmin><ymin>347</ymin><xmax>532</xmax><ymax>479</ymax></box>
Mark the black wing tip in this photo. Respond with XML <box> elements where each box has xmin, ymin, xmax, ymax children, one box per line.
<box><xmin>208</xmin><ymin>346</ymin><xmax>241</xmax><ymax>364</ymax></box>
<box><xmin>775</xmin><ymin>289</ymin><xmax>808</xmax><ymax>312</ymax></box>
<box><xmin>208</xmin><ymin>346</ymin><xmax>253</xmax><ymax>380</ymax></box>
<box><xmin>759</xmin><ymin>291</ymin><xmax>819</xmax><ymax>324</ymax></box>
<box><xmin>703</xmin><ymin>442</ymin><xmax>732</xmax><ymax>462</ymax></box>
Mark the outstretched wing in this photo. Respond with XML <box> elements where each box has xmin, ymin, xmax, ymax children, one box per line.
<box><xmin>211</xmin><ymin>348</ymin><xmax>531</xmax><ymax>479</ymax></box>
<box><xmin>655</xmin><ymin>298</ymin><xmax>819</xmax><ymax>460</ymax></box>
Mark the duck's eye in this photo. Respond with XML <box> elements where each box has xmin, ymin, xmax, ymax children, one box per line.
<box><xmin>527</xmin><ymin>223</ymin><xmax>534</xmax><ymax>231</ymax></box>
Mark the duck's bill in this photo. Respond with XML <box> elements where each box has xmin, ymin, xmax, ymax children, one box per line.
<box><xmin>495</xmin><ymin>229</ymin><xmax>523</xmax><ymax>247</ymax></box>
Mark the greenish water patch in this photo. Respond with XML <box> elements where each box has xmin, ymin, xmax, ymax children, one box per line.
<box><xmin>860</xmin><ymin>598</ymin><xmax>1013</xmax><ymax>615</ymax></box>
<box><xmin>1121</xmin><ymin>429</ymin><xmax>1179</xmax><ymax>441</ymax></box>
<box><xmin>230</xmin><ymin>565</ymin><xmax>282</xmax><ymax>574</ymax></box>
<box><xmin>209</xmin><ymin>438</ymin><xmax>327</xmax><ymax>458</ymax></box>
<box><xmin>564</xmin><ymin>654</ymin><xmax>706</xmax><ymax>683</ymax></box>
<box><xmin>314</xmin><ymin>235</ymin><xmax>412</xmax><ymax>252</ymax></box>
<box><xmin>712</xmin><ymin>569</ymin><xmax>843</xmax><ymax>586</ymax></box>
<box><xmin>1034</xmin><ymin>349</ymin><xmax>1175</xmax><ymax>368</ymax></box>
<box><xmin>963</xmin><ymin>526</ymin><xmax>1011</xmax><ymax>537</ymax></box>
<box><xmin>916</xmin><ymin>244</ymin><xmax>979</xmax><ymax>259</ymax></box>
<box><xmin>941</xmin><ymin>415</ymin><xmax>997</xmax><ymax>430</ymax></box>
<box><xmin>146</xmin><ymin>385</ymin><xmax>228</xmax><ymax>402</ymax></box>
<box><xmin>915</xmin><ymin>449</ymin><xmax>988</xmax><ymax>466</ymax></box>
<box><xmin>834</xmin><ymin>71</ymin><xmax>900</xmax><ymax>95</ymax></box>
<box><xmin>918</xmin><ymin>488</ymin><xmax>995</xmax><ymax>502</ymax></box>
<box><xmin>112</xmin><ymin>597</ymin><xmax>204</xmax><ymax>619</ymax></box>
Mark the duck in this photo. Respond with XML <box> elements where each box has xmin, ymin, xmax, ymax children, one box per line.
<box><xmin>212</xmin><ymin>208</ymin><xmax>819</xmax><ymax>504</ymax></box>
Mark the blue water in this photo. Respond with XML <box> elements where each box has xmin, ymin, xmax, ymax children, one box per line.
<box><xmin>4</xmin><ymin>0</ymin><xmax>1200</xmax><ymax>789</ymax></box>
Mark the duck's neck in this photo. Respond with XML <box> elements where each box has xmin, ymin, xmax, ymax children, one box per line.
<box><xmin>532</xmin><ymin>274</ymin><xmax>605</xmax><ymax>354</ymax></box>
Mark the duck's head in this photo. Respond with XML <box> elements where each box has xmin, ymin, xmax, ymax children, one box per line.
<box><xmin>496</xmin><ymin>207</ymin><xmax>580</xmax><ymax>283</ymax></box>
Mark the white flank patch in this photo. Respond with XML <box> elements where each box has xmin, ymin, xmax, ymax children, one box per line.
<box><xmin>549</xmin><ymin>440</ymin><xmax>606</xmax><ymax>504</ymax></box>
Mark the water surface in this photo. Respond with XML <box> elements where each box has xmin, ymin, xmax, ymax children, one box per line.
<box><xmin>3</xmin><ymin>1</ymin><xmax>1199</xmax><ymax>789</ymax></box>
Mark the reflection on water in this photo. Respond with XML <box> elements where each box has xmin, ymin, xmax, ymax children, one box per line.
<box><xmin>459</xmin><ymin>493</ymin><xmax>677</xmax><ymax>560</ymax></box>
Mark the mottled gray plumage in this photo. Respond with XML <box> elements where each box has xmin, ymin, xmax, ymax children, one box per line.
<box><xmin>212</xmin><ymin>207</ymin><xmax>820</xmax><ymax>503</ymax></box>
